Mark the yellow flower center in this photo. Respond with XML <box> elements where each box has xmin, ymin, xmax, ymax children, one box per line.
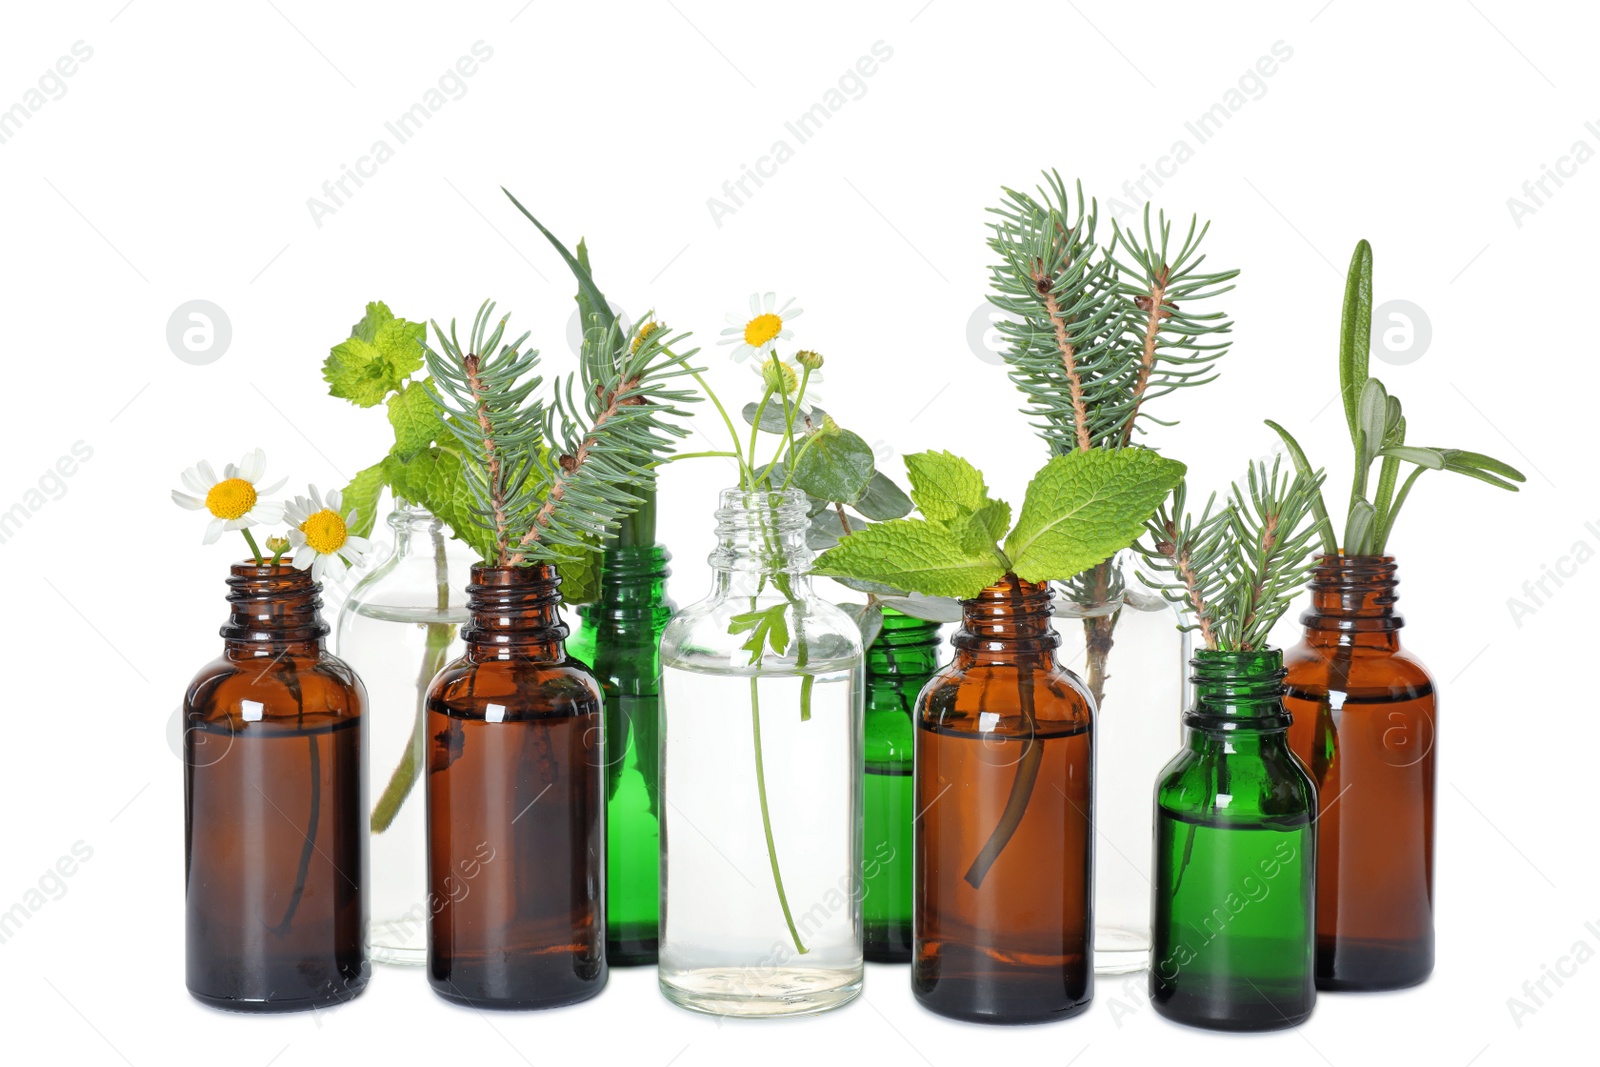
<box><xmin>204</xmin><ymin>477</ymin><xmax>257</xmax><ymax>520</ymax></box>
<box><xmin>744</xmin><ymin>313</ymin><xmax>783</xmax><ymax>348</ymax></box>
<box><xmin>299</xmin><ymin>509</ymin><xmax>348</xmax><ymax>555</ymax></box>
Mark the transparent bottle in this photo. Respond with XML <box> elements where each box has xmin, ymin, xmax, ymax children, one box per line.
<box><xmin>658</xmin><ymin>488</ymin><xmax>865</xmax><ymax>1017</ymax></box>
<box><xmin>1150</xmin><ymin>649</ymin><xmax>1318</xmax><ymax>1030</ymax></box>
<box><xmin>335</xmin><ymin>503</ymin><xmax>472</xmax><ymax>965</ymax></box>
<box><xmin>1053</xmin><ymin>551</ymin><xmax>1187</xmax><ymax>974</ymax></box>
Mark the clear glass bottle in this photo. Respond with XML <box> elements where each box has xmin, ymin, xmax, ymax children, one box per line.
<box><xmin>565</xmin><ymin>542</ymin><xmax>675</xmax><ymax>965</ymax></box>
<box><xmin>863</xmin><ymin>607</ymin><xmax>941</xmax><ymax>963</ymax></box>
<box><xmin>1053</xmin><ymin>550</ymin><xmax>1187</xmax><ymax>974</ymax></box>
<box><xmin>1150</xmin><ymin>649</ymin><xmax>1318</xmax><ymax>1030</ymax></box>
<box><xmin>424</xmin><ymin>563</ymin><xmax>607</xmax><ymax>1009</ymax></box>
<box><xmin>335</xmin><ymin>503</ymin><xmax>472</xmax><ymax>966</ymax></box>
<box><xmin>658</xmin><ymin>488</ymin><xmax>865</xmax><ymax>1017</ymax></box>
<box><xmin>184</xmin><ymin>562</ymin><xmax>369</xmax><ymax>1011</ymax></box>
<box><xmin>914</xmin><ymin>576</ymin><xmax>1095</xmax><ymax>1024</ymax></box>
<box><xmin>1285</xmin><ymin>555</ymin><xmax>1436</xmax><ymax>990</ymax></box>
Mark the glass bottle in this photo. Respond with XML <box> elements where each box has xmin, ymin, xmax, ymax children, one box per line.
<box><xmin>184</xmin><ymin>562</ymin><xmax>369</xmax><ymax>1012</ymax></box>
<box><xmin>336</xmin><ymin>502</ymin><xmax>472</xmax><ymax>966</ymax></box>
<box><xmin>658</xmin><ymin>488</ymin><xmax>865</xmax><ymax>1017</ymax></box>
<box><xmin>1150</xmin><ymin>649</ymin><xmax>1318</xmax><ymax>1030</ymax></box>
<box><xmin>565</xmin><ymin>542</ymin><xmax>675</xmax><ymax>966</ymax></box>
<box><xmin>862</xmin><ymin>606</ymin><xmax>941</xmax><ymax>963</ymax></box>
<box><xmin>1284</xmin><ymin>555</ymin><xmax>1436</xmax><ymax>990</ymax></box>
<box><xmin>424</xmin><ymin>563</ymin><xmax>607</xmax><ymax>1009</ymax></box>
<box><xmin>1053</xmin><ymin>549</ymin><xmax>1187</xmax><ymax>973</ymax></box>
<box><xmin>914</xmin><ymin>576</ymin><xmax>1094</xmax><ymax>1024</ymax></box>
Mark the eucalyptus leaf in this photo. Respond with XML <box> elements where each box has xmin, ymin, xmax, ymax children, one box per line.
<box><xmin>835</xmin><ymin>575</ymin><xmax>911</xmax><ymax>597</ymax></box>
<box><xmin>807</xmin><ymin>508</ymin><xmax>867</xmax><ymax>551</ymax></box>
<box><xmin>852</xmin><ymin>471</ymin><xmax>914</xmax><ymax>520</ymax></box>
<box><xmin>789</xmin><ymin>427</ymin><xmax>875</xmax><ymax>504</ymax></box>
<box><xmin>839</xmin><ymin>603</ymin><xmax>885</xmax><ymax>649</ymax></box>
<box><xmin>742</xmin><ymin>400</ymin><xmax>829</xmax><ymax>434</ymax></box>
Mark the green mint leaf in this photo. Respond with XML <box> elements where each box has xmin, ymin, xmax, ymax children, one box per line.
<box><xmin>387</xmin><ymin>380</ymin><xmax>441</xmax><ymax>461</ymax></box>
<box><xmin>1004</xmin><ymin>449</ymin><xmax>1186</xmax><ymax>584</ymax></box>
<box><xmin>325</xmin><ymin>306</ymin><xmax>427</xmax><ymax>408</ymax></box>
<box><xmin>549</xmin><ymin>544</ymin><xmax>600</xmax><ymax>606</ymax></box>
<box><xmin>969</xmin><ymin>498</ymin><xmax>1012</xmax><ymax>546</ymax></box>
<box><xmin>789</xmin><ymin>426</ymin><xmax>875</xmax><ymax>503</ymax></box>
<box><xmin>339</xmin><ymin>460</ymin><xmax>390</xmax><ymax>538</ymax></box>
<box><xmin>903</xmin><ymin>451</ymin><xmax>989</xmax><ymax>525</ymax></box>
<box><xmin>384</xmin><ymin>446</ymin><xmax>499</xmax><ymax>563</ymax></box>
<box><xmin>813</xmin><ymin>517</ymin><xmax>1006</xmax><ymax>600</ymax></box>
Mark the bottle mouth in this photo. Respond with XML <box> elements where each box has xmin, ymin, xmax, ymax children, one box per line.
<box><xmin>1186</xmin><ymin>648</ymin><xmax>1289</xmax><ymax>726</ymax></box>
<box><xmin>714</xmin><ymin>487</ymin><xmax>810</xmax><ymax>528</ymax></box>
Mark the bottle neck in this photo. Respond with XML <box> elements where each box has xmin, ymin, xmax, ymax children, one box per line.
<box><xmin>1186</xmin><ymin>648</ymin><xmax>1289</xmax><ymax>732</ymax></box>
<box><xmin>221</xmin><ymin>562</ymin><xmax>328</xmax><ymax>656</ymax></box>
<box><xmin>464</xmin><ymin>564</ymin><xmax>568</xmax><ymax>662</ymax></box>
<box><xmin>866</xmin><ymin>607</ymin><xmax>943</xmax><ymax>678</ymax></box>
<box><xmin>951</xmin><ymin>575</ymin><xmax>1058</xmax><ymax>668</ymax></box>
<box><xmin>1299</xmin><ymin>554</ymin><xmax>1403</xmax><ymax>650</ymax></box>
<box><xmin>588</xmin><ymin>543</ymin><xmax>674</xmax><ymax>626</ymax></box>
<box><xmin>387</xmin><ymin>501</ymin><xmax>448</xmax><ymax>555</ymax></box>
<box><xmin>707</xmin><ymin>488</ymin><xmax>815</xmax><ymax>599</ymax></box>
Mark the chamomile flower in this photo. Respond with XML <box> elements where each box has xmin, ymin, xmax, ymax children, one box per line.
<box><xmin>719</xmin><ymin>292</ymin><xmax>802</xmax><ymax>363</ymax></box>
<box><xmin>284</xmin><ymin>486</ymin><xmax>372</xmax><ymax>583</ymax></box>
<box><xmin>170</xmin><ymin>448</ymin><xmax>287</xmax><ymax>544</ymax></box>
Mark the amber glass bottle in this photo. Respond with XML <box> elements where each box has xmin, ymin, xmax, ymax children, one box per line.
<box><xmin>864</xmin><ymin>607</ymin><xmax>941</xmax><ymax>963</ymax></box>
<box><xmin>1285</xmin><ymin>555</ymin><xmax>1436</xmax><ymax>991</ymax></box>
<box><xmin>914</xmin><ymin>576</ymin><xmax>1095</xmax><ymax>1023</ymax></box>
<box><xmin>424</xmin><ymin>563</ymin><xmax>606</xmax><ymax>1009</ymax></box>
<box><xmin>184</xmin><ymin>562</ymin><xmax>369</xmax><ymax>1012</ymax></box>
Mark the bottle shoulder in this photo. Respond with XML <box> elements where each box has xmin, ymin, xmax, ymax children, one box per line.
<box><xmin>917</xmin><ymin>659</ymin><xmax>1092</xmax><ymax>735</ymax></box>
<box><xmin>1284</xmin><ymin>639</ymin><xmax>1435</xmax><ymax>696</ymax></box>
<box><xmin>184</xmin><ymin>649</ymin><xmax>366</xmax><ymax>725</ymax></box>
<box><xmin>662</xmin><ymin>589</ymin><xmax>863</xmax><ymax>669</ymax></box>
<box><xmin>1157</xmin><ymin>736</ymin><xmax>1317</xmax><ymax>821</ymax></box>
<box><xmin>426</xmin><ymin>654</ymin><xmax>602</xmax><ymax>720</ymax></box>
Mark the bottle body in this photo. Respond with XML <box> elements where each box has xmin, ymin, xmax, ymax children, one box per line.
<box><xmin>1150</xmin><ymin>649</ymin><xmax>1317</xmax><ymax>1031</ymax></box>
<box><xmin>184</xmin><ymin>563</ymin><xmax>369</xmax><ymax>1012</ymax></box>
<box><xmin>658</xmin><ymin>489</ymin><xmax>865</xmax><ymax>1017</ymax></box>
<box><xmin>1053</xmin><ymin>550</ymin><xmax>1187</xmax><ymax>973</ymax></box>
<box><xmin>913</xmin><ymin>577</ymin><xmax>1095</xmax><ymax>1024</ymax></box>
<box><xmin>424</xmin><ymin>564</ymin><xmax>607</xmax><ymax>1009</ymax></box>
<box><xmin>335</xmin><ymin>504</ymin><xmax>471</xmax><ymax>965</ymax></box>
<box><xmin>862</xmin><ymin>608</ymin><xmax>941</xmax><ymax>963</ymax></box>
<box><xmin>566</xmin><ymin>544</ymin><xmax>674</xmax><ymax>966</ymax></box>
<box><xmin>1284</xmin><ymin>555</ymin><xmax>1436</xmax><ymax>991</ymax></box>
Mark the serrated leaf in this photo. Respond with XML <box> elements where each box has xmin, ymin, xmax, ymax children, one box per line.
<box><xmin>387</xmin><ymin>380</ymin><xmax>441</xmax><ymax>460</ymax></box>
<box><xmin>813</xmin><ymin>517</ymin><xmax>1006</xmax><ymax>600</ymax></box>
<box><xmin>339</xmin><ymin>460</ymin><xmax>389</xmax><ymax>539</ymax></box>
<box><xmin>728</xmin><ymin>602</ymin><xmax>792</xmax><ymax>662</ymax></box>
<box><xmin>352</xmin><ymin>300</ymin><xmax>394</xmax><ymax>343</ymax></box>
<box><xmin>325</xmin><ymin>307</ymin><xmax>427</xmax><ymax>408</ymax></box>
<box><xmin>1004</xmin><ymin>449</ymin><xmax>1186</xmax><ymax>584</ymax></box>
<box><xmin>789</xmin><ymin>426</ymin><xmax>875</xmax><ymax>504</ymax></box>
<box><xmin>742</xmin><ymin>400</ymin><xmax>830</xmax><ymax>434</ymax></box>
<box><xmin>384</xmin><ymin>446</ymin><xmax>499</xmax><ymax>563</ymax></box>
<box><xmin>852</xmin><ymin>471</ymin><xmax>913</xmax><ymax>520</ymax></box>
<box><xmin>903</xmin><ymin>451</ymin><xmax>988</xmax><ymax>525</ymax></box>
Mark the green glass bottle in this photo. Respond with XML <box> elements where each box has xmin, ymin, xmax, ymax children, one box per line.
<box><xmin>862</xmin><ymin>607</ymin><xmax>942</xmax><ymax>963</ymax></box>
<box><xmin>1150</xmin><ymin>648</ymin><xmax>1318</xmax><ymax>1031</ymax></box>
<box><xmin>567</xmin><ymin>541</ymin><xmax>674</xmax><ymax>966</ymax></box>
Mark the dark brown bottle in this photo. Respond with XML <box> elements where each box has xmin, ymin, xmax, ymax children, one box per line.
<box><xmin>1284</xmin><ymin>555</ymin><xmax>1436</xmax><ymax>991</ymax></box>
<box><xmin>184</xmin><ymin>562</ymin><xmax>369</xmax><ymax>1012</ymax></box>
<box><xmin>914</xmin><ymin>576</ymin><xmax>1095</xmax><ymax>1023</ymax></box>
<box><xmin>425</xmin><ymin>563</ymin><xmax>607</xmax><ymax>1009</ymax></box>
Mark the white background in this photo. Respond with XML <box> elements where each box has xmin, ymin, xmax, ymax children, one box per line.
<box><xmin>2</xmin><ymin>1</ymin><xmax>1595</xmax><ymax>1064</ymax></box>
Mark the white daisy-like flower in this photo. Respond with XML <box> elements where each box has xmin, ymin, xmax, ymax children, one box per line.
<box><xmin>284</xmin><ymin>485</ymin><xmax>372</xmax><ymax>583</ymax></box>
<box><xmin>170</xmin><ymin>448</ymin><xmax>287</xmax><ymax>544</ymax></box>
<box><xmin>718</xmin><ymin>292</ymin><xmax>802</xmax><ymax>363</ymax></box>
<box><xmin>750</xmin><ymin>354</ymin><xmax>824</xmax><ymax>415</ymax></box>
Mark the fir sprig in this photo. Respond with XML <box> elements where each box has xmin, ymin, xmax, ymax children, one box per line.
<box><xmin>423</xmin><ymin>300</ymin><xmax>700</xmax><ymax>567</ymax></box>
<box><xmin>1136</xmin><ymin>458</ymin><xmax>1326</xmax><ymax>652</ymax></box>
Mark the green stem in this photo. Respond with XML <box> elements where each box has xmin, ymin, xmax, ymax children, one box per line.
<box><xmin>748</xmin><ymin>386</ymin><xmax>775</xmax><ymax>490</ymax></box>
<box><xmin>751</xmin><ymin>674</ymin><xmax>806</xmax><ymax>954</ymax></box>
<box><xmin>241</xmin><ymin>528</ymin><xmax>265</xmax><ymax>566</ymax></box>
<box><xmin>664</xmin><ymin>450</ymin><xmax>741</xmax><ymax>463</ymax></box>
<box><xmin>685</xmin><ymin>364</ymin><xmax>749</xmax><ymax>481</ymax></box>
<box><xmin>1374</xmin><ymin>465</ymin><xmax>1427</xmax><ymax>554</ymax></box>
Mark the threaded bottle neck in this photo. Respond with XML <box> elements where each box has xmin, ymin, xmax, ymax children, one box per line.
<box><xmin>952</xmin><ymin>575</ymin><xmax>1058</xmax><ymax>664</ymax></box>
<box><xmin>222</xmin><ymin>562</ymin><xmax>328</xmax><ymax>652</ymax></box>
<box><xmin>464</xmin><ymin>563</ymin><xmax>568</xmax><ymax>661</ymax></box>
<box><xmin>1187</xmin><ymin>648</ymin><xmax>1289</xmax><ymax>730</ymax></box>
<box><xmin>708</xmin><ymin>488</ymin><xmax>814</xmax><ymax>593</ymax></box>
<box><xmin>866</xmin><ymin>607</ymin><xmax>942</xmax><ymax>677</ymax></box>
<box><xmin>1301</xmin><ymin>553</ymin><xmax>1403</xmax><ymax>642</ymax></box>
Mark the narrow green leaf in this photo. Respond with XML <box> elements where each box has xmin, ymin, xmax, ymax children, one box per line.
<box><xmin>502</xmin><ymin>187</ymin><xmax>613</xmax><ymax>336</ymax></box>
<box><xmin>1264</xmin><ymin>419</ymin><xmax>1338</xmax><ymax>554</ymax></box>
<box><xmin>1378</xmin><ymin>445</ymin><xmax>1445</xmax><ymax>470</ymax></box>
<box><xmin>1339</xmin><ymin>239</ymin><xmax>1374</xmax><ymax>444</ymax></box>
